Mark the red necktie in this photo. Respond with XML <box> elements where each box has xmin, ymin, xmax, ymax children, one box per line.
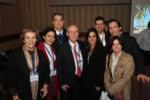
<box><xmin>74</xmin><ymin>45</ymin><xmax>81</xmax><ymax>77</ymax></box>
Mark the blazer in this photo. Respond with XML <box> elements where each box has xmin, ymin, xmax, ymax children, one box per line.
<box><xmin>7</xmin><ymin>47</ymin><xmax>50</xmax><ymax>100</ymax></box>
<box><xmin>120</xmin><ymin>33</ymin><xmax>144</xmax><ymax>74</ymax></box>
<box><xmin>53</xmin><ymin>28</ymin><xmax>68</xmax><ymax>54</ymax></box>
<box><xmin>57</xmin><ymin>41</ymin><xmax>84</xmax><ymax>87</ymax></box>
<box><xmin>104</xmin><ymin>51</ymin><xmax>135</xmax><ymax>100</ymax></box>
<box><xmin>82</xmin><ymin>45</ymin><xmax>106</xmax><ymax>88</ymax></box>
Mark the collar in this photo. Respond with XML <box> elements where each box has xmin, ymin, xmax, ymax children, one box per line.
<box><xmin>69</xmin><ymin>40</ymin><xmax>78</xmax><ymax>49</ymax></box>
<box><xmin>112</xmin><ymin>51</ymin><xmax>122</xmax><ymax>59</ymax></box>
<box><xmin>44</xmin><ymin>42</ymin><xmax>51</xmax><ymax>49</ymax></box>
<box><xmin>55</xmin><ymin>30</ymin><xmax>63</xmax><ymax>35</ymax></box>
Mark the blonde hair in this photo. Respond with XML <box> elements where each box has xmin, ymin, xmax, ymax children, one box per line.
<box><xmin>20</xmin><ymin>28</ymin><xmax>39</xmax><ymax>43</ymax></box>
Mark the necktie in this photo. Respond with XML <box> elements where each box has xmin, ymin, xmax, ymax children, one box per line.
<box><xmin>101</xmin><ymin>36</ymin><xmax>106</xmax><ymax>47</ymax></box>
<box><xmin>73</xmin><ymin>45</ymin><xmax>81</xmax><ymax>77</ymax></box>
<box><xmin>58</xmin><ymin>33</ymin><xmax>63</xmax><ymax>44</ymax></box>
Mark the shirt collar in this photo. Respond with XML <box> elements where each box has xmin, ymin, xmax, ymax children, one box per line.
<box><xmin>55</xmin><ymin>30</ymin><xmax>63</xmax><ymax>35</ymax></box>
<box><xmin>69</xmin><ymin>40</ymin><xmax>78</xmax><ymax>49</ymax></box>
<box><xmin>44</xmin><ymin>42</ymin><xmax>51</xmax><ymax>49</ymax></box>
<box><xmin>112</xmin><ymin>51</ymin><xmax>122</xmax><ymax>59</ymax></box>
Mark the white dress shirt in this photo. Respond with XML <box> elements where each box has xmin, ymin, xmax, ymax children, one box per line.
<box><xmin>99</xmin><ymin>32</ymin><xmax>106</xmax><ymax>47</ymax></box>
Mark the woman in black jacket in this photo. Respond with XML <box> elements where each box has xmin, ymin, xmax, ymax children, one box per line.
<box><xmin>7</xmin><ymin>29</ymin><xmax>50</xmax><ymax>100</ymax></box>
<box><xmin>82</xmin><ymin>28</ymin><xmax>106</xmax><ymax>100</ymax></box>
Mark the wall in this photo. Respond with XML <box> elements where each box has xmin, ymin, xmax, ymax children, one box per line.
<box><xmin>0</xmin><ymin>0</ymin><xmax>131</xmax><ymax>51</ymax></box>
<box><xmin>0</xmin><ymin>0</ymin><xmax>22</xmax><ymax>51</ymax></box>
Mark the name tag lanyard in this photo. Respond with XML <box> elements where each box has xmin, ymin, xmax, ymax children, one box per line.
<box><xmin>44</xmin><ymin>46</ymin><xmax>55</xmax><ymax>65</ymax></box>
<box><xmin>30</xmin><ymin>52</ymin><xmax>37</xmax><ymax>74</ymax></box>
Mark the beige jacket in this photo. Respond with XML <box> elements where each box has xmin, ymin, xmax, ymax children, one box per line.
<box><xmin>104</xmin><ymin>51</ymin><xmax>135</xmax><ymax>100</ymax></box>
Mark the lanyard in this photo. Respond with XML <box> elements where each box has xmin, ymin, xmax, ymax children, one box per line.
<box><xmin>44</xmin><ymin>45</ymin><xmax>55</xmax><ymax>63</ymax></box>
<box><xmin>30</xmin><ymin>52</ymin><xmax>37</xmax><ymax>74</ymax></box>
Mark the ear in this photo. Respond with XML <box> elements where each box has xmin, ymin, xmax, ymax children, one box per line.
<box><xmin>119</xmin><ymin>27</ymin><xmax>122</xmax><ymax>31</ymax></box>
<box><xmin>66</xmin><ymin>32</ymin><xmax>69</xmax><ymax>37</ymax></box>
<box><xmin>43</xmin><ymin>36</ymin><xmax>45</xmax><ymax>40</ymax></box>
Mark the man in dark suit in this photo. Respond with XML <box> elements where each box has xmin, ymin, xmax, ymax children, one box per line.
<box><xmin>108</xmin><ymin>19</ymin><xmax>150</xmax><ymax>83</ymax></box>
<box><xmin>94</xmin><ymin>16</ymin><xmax>110</xmax><ymax>51</ymax></box>
<box><xmin>52</xmin><ymin>13</ymin><xmax>68</xmax><ymax>53</ymax></box>
<box><xmin>57</xmin><ymin>25</ymin><xmax>84</xmax><ymax>100</ymax></box>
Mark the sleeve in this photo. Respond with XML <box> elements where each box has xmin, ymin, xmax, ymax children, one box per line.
<box><xmin>131</xmin><ymin>37</ymin><xmax>144</xmax><ymax>74</ymax></box>
<box><xmin>107</xmin><ymin>55</ymin><xmax>135</xmax><ymax>95</ymax></box>
<box><xmin>6</xmin><ymin>51</ymin><xmax>18</xmax><ymax>96</ymax></box>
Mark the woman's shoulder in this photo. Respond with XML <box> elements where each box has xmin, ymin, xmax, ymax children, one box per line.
<box><xmin>122</xmin><ymin>51</ymin><xmax>134</xmax><ymax>61</ymax></box>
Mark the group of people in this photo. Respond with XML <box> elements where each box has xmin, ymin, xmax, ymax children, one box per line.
<box><xmin>6</xmin><ymin>13</ymin><xmax>150</xmax><ymax>100</ymax></box>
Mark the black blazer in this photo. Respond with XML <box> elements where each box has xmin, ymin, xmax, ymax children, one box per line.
<box><xmin>82</xmin><ymin>45</ymin><xmax>106</xmax><ymax>88</ymax></box>
<box><xmin>99</xmin><ymin>33</ymin><xmax>110</xmax><ymax>53</ymax></box>
<box><xmin>53</xmin><ymin>28</ymin><xmax>68</xmax><ymax>54</ymax></box>
<box><xmin>57</xmin><ymin>41</ymin><xmax>84</xmax><ymax>88</ymax></box>
<box><xmin>7</xmin><ymin>47</ymin><xmax>50</xmax><ymax>100</ymax></box>
<box><xmin>120</xmin><ymin>33</ymin><xmax>144</xmax><ymax>74</ymax></box>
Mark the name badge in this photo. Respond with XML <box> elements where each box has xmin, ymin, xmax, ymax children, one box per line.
<box><xmin>50</xmin><ymin>69</ymin><xmax>57</xmax><ymax>76</ymax></box>
<box><xmin>30</xmin><ymin>73</ymin><xmax>39</xmax><ymax>82</ymax></box>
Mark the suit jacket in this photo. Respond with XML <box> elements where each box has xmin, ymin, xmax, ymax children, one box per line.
<box><xmin>53</xmin><ymin>28</ymin><xmax>68</xmax><ymax>54</ymax></box>
<box><xmin>7</xmin><ymin>47</ymin><xmax>50</xmax><ymax>100</ymax></box>
<box><xmin>99</xmin><ymin>32</ymin><xmax>110</xmax><ymax>54</ymax></box>
<box><xmin>120</xmin><ymin>33</ymin><xmax>144</xmax><ymax>74</ymax></box>
<box><xmin>82</xmin><ymin>45</ymin><xmax>106</xmax><ymax>88</ymax></box>
<box><xmin>104</xmin><ymin>51</ymin><xmax>135</xmax><ymax>100</ymax></box>
<box><xmin>57</xmin><ymin>41</ymin><xmax>84</xmax><ymax>87</ymax></box>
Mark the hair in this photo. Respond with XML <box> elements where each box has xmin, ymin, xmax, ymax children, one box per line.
<box><xmin>52</xmin><ymin>12</ymin><xmax>64</xmax><ymax>20</ymax></box>
<box><xmin>94</xmin><ymin>16</ymin><xmax>105</xmax><ymax>24</ymax></box>
<box><xmin>20</xmin><ymin>28</ymin><xmax>39</xmax><ymax>42</ymax></box>
<box><xmin>108</xmin><ymin>19</ymin><xmax>122</xmax><ymax>28</ymax></box>
<box><xmin>41</xmin><ymin>27</ymin><xmax>57</xmax><ymax>46</ymax></box>
<box><xmin>109</xmin><ymin>36</ymin><xmax>124</xmax><ymax>53</ymax></box>
<box><xmin>148</xmin><ymin>21</ymin><xmax>150</xmax><ymax>29</ymax></box>
<box><xmin>85</xmin><ymin>27</ymin><xmax>101</xmax><ymax>52</ymax></box>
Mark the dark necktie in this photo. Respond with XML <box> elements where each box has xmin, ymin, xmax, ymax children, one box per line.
<box><xmin>58</xmin><ymin>33</ymin><xmax>63</xmax><ymax>44</ymax></box>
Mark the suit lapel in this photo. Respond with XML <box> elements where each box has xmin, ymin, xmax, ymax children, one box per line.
<box><xmin>66</xmin><ymin>42</ymin><xmax>76</xmax><ymax>67</ymax></box>
<box><xmin>20</xmin><ymin>49</ymin><xmax>30</xmax><ymax>75</ymax></box>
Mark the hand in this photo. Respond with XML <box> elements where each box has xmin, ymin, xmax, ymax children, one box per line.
<box><xmin>61</xmin><ymin>84</ymin><xmax>69</xmax><ymax>92</ymax></box>
<box><xmin>113</xmin><ymin>92</ymin><xmax>123</xmax><ymax>100</ymax></box>
<box><xmin>40</xmin><ymin>84</ymin><xmax>48</xmax><ymax>97</ymax></box>
<box><xmin>12</xmin><ymin>95</ymin><xmax>20</xmax><ymax>100</ymax></box>
<box><xmin>95</xmin><ymin>86</ymin><xmax>101</xmax><ymax>92</ymax></box>
<box><xmin>137</xmin><ymin>74</ymin><xmax>150</xmax><ymax>83</ymax></box>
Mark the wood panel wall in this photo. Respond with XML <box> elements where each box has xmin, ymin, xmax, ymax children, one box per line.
<box><xmin>0</xmin><ymin>0</ymin><xmax>22</xmax><ymax>51</ymax></box>
<box><xmin>0</xmin><ymin>0</ymin><xmax>131</xmax><ymax>51</ymax></box>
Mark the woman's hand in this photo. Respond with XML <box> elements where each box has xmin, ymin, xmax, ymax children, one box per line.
<box><xmin>12</xmin><ymin>95</ymin><xmax>20</xmax><ymax>100</ymax></box>
<box><xmin>40</xmin><ymin>84</ymin><xmax>48</xmax><ymax>97</ymax></box>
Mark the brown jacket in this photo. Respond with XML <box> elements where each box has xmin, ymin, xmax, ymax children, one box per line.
<box><xmin>104</xmin><ymin>51</ymin><xmax>135</xmax><ymax>100</ymax></box>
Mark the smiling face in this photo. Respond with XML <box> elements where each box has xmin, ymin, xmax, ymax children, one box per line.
<box><xmin>43</xmin><ymin>31</ymin><xmax>55</xmax><ymax>46</ymax></box>
<box><xmin>112</xmin><ymin>39</ymin><xmax>122</xmax><ymax>54</ymax></box>
<box><xmin>23</xmin><ymin>32</ymin><xmax>37</xmax><ymax>50</ymax></box>
<box><xmin>67</xmin><ymin>25</ymin><xmax>79</xmax><ymax>43</ymax></box>
<box><xmin>88</xmin><ymin>32</ymin><xmax>97</xmax><ymax>47</ymax></box>
<box><xmin>52</xmin><ymin>15</ymin><xmax>64</xmax><ymax>31</ymax></box>
<box><xmin>95</xmin><ymin>20</ymin><xmax>105</xmax><ymax>33</ymax></box>
<box><xmin>109</xmin><ymin>21</ymin><xmax>121</xmax><ymax>36</ymax></box>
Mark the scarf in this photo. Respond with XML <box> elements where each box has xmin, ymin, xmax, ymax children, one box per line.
<box><xmin>23</xmin><ymin>45</ymin><xmax>39</xmax><ymax>100</ymax></box>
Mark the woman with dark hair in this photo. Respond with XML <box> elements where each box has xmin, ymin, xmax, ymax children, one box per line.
<box><xmin>7</xmin><ymin>29</ymin><xmax>50</xmax><ymax>100</ymax></box>
<box><xmin>104</xmin><ymin>36</ymin><xmax>135</xmax><ymax>100</ymax></box>
<box><xmin>82</xmin><ymin>28</ymin><xmax>106</xmax><ymax>100</ymax></box>
<box><xmin>37</xmin><ymin>27</ymin><xmax>59</xmax><ymax>100</ymax></box>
